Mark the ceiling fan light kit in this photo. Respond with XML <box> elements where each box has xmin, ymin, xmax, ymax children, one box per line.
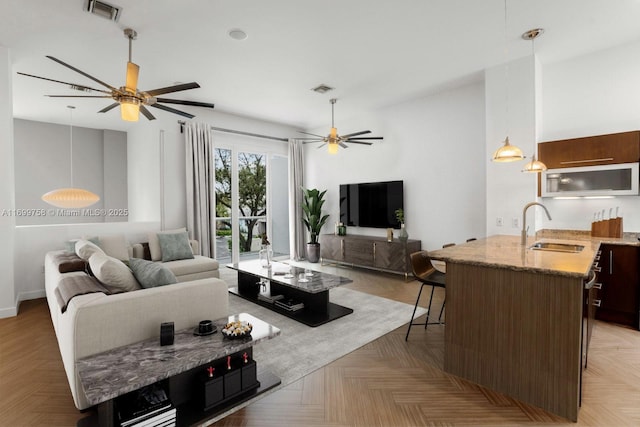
<box><xmin>18</xmin><ymin>28</ymin><xmax>215</xmax><ymax>122</ymax></box>
<box><xmin>299</xmin><ymin>98</ymin><xmax>383</xmax><ymax>154</ymax></box>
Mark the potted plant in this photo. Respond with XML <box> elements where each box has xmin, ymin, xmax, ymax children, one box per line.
<box><xmin>302</xmin><ymin>188</ymin><xmax>330</xmax><ymax>263</ymax></box>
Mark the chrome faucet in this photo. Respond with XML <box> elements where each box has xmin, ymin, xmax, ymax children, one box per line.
<box><xmin>521</xmin><ymin>202</ymin><xmax>552</xmax><ymax>245</ymax></box>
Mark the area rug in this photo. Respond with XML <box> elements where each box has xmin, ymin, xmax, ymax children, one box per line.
<box><xmin>201</xmin><ymin>268</ymin><xmax>426</xmax><ymax>425</ymax></box>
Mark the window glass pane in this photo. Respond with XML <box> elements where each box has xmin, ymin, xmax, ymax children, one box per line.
<box><xmin>215</xmin><ymin>148</ymin><xmax>232</xmax><ymax>260</ymax></box>
<box><xmin>237</xmin><ymin>152</ymin><xmax>266</xmax><ymax>254</ymax></box>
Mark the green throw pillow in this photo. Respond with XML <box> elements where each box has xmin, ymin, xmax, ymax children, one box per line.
<box><xmin>129</xmin><ymin>258</ymin><xmax>178</xmax><ymax>288</ymax></box>
<box><xmin>157</xmin><ymin>231</ymin><xmax>194</xmax><ymax>262</ymax></box>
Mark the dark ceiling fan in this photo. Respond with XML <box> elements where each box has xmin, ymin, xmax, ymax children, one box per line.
<box><xmin>298</xmin><ymin>98</ymin><xmax>383</xmax><ymax>154</ymax></box>
<box><xmin>17</xmin><ymin>28</ymin><xmax>214</xmax><ymax>122</ymax></box>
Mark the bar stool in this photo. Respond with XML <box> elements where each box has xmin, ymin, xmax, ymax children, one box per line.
<box><xmin>405</xmin><ymin>251</ymin><xmax>446</xmax><ymax>341</ymax></box>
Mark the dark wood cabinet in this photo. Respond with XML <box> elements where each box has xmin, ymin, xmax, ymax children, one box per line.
<box><xmin>595</xmin><ymin>244</ymin><xmax>640</xmax><ymax>329</ymax></box>
<box><xmin>538</xmin><ymin>131</ymin><xmax>640</xmax><ymax>169</ymax></box>
<box><xmin>320</xmin><ymin>234</ymin><xmax>421</xmax><ymax>276</ymax></box>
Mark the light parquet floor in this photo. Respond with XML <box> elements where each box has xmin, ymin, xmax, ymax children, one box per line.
<box><xmin>1</xmin><ymin>265</ymin><xmax>639</xmax><ymax>426</ymax></box>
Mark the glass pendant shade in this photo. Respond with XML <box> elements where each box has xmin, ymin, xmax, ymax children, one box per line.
<box><xmin>522</xmin><ymin>154</ymin><xmax>547</xmax><ymax>173</ymax></box>
<box><xmin>328</xmin><ymin>142</ymin><xmax>339</xmax><ymax>155</ymax></box>
<box><xmin>42</xmin><ymin>188</ymin><xmax>100</xmax><ymax>208</ymax></box>
<box><xmin>492</xmin><ymin>137</ymin><xmax>525</xmax><ymax>162</ymax></box>
<box><xmin>120</xmin><ymin>98</ymin><xmax>140</xmax><ymax>121</ymax></box>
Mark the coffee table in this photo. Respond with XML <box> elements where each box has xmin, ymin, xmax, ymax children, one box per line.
<box><xmin>76</xmin><ymin>313</ymin><xmax>280</xmax><ymax>427</ymax></box>
<box><xmin>227</xmin><ymin>260</ymin><xmax>353</xmax><ymax>327</ymax></box>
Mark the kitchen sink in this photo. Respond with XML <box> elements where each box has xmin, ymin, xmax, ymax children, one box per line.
<box><xmin>529</xmin><ymin>242</ymin><xmax>585</xmax><ymax>253</ymax></box>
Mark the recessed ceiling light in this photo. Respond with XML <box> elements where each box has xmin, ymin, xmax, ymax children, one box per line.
<box><xmin>228</xmin><ymin>29</ymin><xmax>248</xmax><ymax>41</ymax></box>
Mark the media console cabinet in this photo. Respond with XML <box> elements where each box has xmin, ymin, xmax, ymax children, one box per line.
<box><xmin>320</xmin><ymin>234</ymin><xmax>421</xmax><ymax>277</ymax></box>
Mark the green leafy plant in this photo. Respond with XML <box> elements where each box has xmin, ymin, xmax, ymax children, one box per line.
<box><xmin>395</xmin><ymin>208</ymin><xmax>405</xmax><ymax>225</ymax></box>
<box><xmin>302</xmin><ymin>188</ymin><xmax>330</xmax><ymax>244</ymax></box>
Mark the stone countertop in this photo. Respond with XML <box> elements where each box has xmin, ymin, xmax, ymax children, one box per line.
<box><xmin>76</xmin><ymin>313</ymin><xmax>280</xmax><ymax>406</ymax></box>
<box><xmin>429</xmin><ymin>235</ymin><xmax>599</xmax><ymax>278</ymax></box>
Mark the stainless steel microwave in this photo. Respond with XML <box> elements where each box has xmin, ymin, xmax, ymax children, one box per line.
<box><xmin>541</xmin><ymin>162</ymin><xmax>639</xmax><ymax>197</ymax></box>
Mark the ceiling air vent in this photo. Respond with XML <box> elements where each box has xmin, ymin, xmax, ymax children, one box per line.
<box><xmin>85</xmin><ymin>0</ymin><xmax>122</xmax><ymax>22</ymax></box>
<box><xmin>311</xmin><ymin>84</ymin><xmax>334</xmax><ymax>94</ymax></box>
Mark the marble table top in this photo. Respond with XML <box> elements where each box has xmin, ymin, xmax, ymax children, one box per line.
<box><xmin>429</xmin><ymin>235</ymin><xmax>600</xmax><ymax>278</ymax></box>
<box><xmin>227</xmin><ymin>260</ymin><xmax>353</xmax><ymax>294</ymax></box>
<box><xmin>76</xmin><ymin>313</ymin><xmax>280</xmax><ymax>406</ymax></box>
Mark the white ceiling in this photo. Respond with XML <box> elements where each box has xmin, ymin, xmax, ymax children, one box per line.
<box><xmin>2</xmin><ymin>0</ymin><xmax>640</xmax><ymax>133</ymax></box>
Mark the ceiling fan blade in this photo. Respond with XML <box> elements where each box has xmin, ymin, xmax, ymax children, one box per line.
<box><xmin>345</xmin><ymin>136</ymin><xmax>383</xmax><ymax>140</ymax></box>
<box><xmin>125</xmin><ymin>62</ymin><xmax>139</xmax><ymax>93</ymax></box>
<box><xmin>341</xmin><ymin>130</ymin><xmax>371</xmax><ymax>138</ymax></box>
<box><xmin>46</xmin><ymin>95</ymin><xmax>113</xmax><ymax>98</ymax></box>
<box><xmin>139</xmin><ymin>105</ymin><xmax>156</xmax><ymax>121</ymax></box>
<box><xmin>149</xmin><ymin>103</ymin><xmax>195</xmax><ymax>119</ymax></box>
<box><xmin>302</xmin><ymin>140</ymin><xmax>323</xmax><ymax>144</ymax></box>
<box><xmin>98</xmin><ymin>102</ymin><xmax>120</xmax><ymax>113</ymax></box>
<box><xmin>17</xmin><ymin>72</ymin><xmax>112</xmax><ymax>94</ymax></box>
<box><xmin>345</xmin><ymin>141</ymin><xmax>373</xmax><ymax>145</ymax></box>
<box><xmin>145</xmin><ymin>82</ymin><xmax>200</xmax><ymax>97</ymax></box>
<box><xmin>155</xmin><ymin>98</ymin><xmax>215</xmax><ymax>109</ymax></box>
<box><xmin>339</xmin><ymin>142</ymin><xmax>349</xmax><ymax>148</ymax></box>
<box><xmin>317</xmin><ymin>142</ymin><xmax>328</xmax><ymax>149</ymax></box>
<box><xmin>46</xmin><ymin>55</ymin><xmax>119</xmax><ymax>92</ymax></box>
<box><xmin>298</xmin><ymin>131</ymin><xmax>326</xmax><ymax>138</ymax></box>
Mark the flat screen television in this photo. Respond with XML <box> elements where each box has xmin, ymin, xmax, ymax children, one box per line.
<box><xmin>339</xmin><ymin>180</ymin><xmax>404</xmax><ymax>229</ymax></box>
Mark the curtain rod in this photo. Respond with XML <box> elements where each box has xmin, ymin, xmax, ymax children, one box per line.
<box><xmin>178</xmin><ymin>120</ymin><xmax>288</xmax><ymax>142</ymax></box>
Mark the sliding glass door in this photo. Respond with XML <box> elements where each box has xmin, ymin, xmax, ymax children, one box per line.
<box><xmin>214</xmin><ymin>147</ymin><xmax>288</xmax><ymax>263</ymax></box>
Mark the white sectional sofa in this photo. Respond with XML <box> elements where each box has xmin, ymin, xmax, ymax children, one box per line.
<box><xmin>44</xmin><ymin>235</ymin><xmax>228</xmax><ymax>411</ymax></box>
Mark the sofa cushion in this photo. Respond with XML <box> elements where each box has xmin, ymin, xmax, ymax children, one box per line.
<box><xmin>97</xmin><ymin>234</ymin><xmax>129</xmax><ymax>261</ymax></box>
<box><xmin>158</xmin><ymin>231</ymin><xmax>194</xmax><ymax>262</ymax></box>
<box><xmin>76</xmin><ymin>239</ymin><xmax>105</xmax><ymax>261</ymax></box>
<box><xmin>88</xmin><ymin>252</ymin><xmax>141</xmax><ymax>293</ymax></box>
<box><xmin>148</xmin><ymin>228</ymin><xmax>186</xmax><ymax>261</ymax></box>
<box><xmin>129</xmin><ymin>258</ymin><xmax>178</xmax><ymax>288</ymax></box>
<box><xmin>162</xmin><ymin>255</ymin><xmax>219</xmax><ymax>277</ymax></box>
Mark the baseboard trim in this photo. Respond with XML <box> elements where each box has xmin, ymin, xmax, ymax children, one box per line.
<box><xmin>17</xmin><ymin>289</ymin><xmax>46</xmax><ymax>303</ymax></box>
<box><xmin>0</xmin><ymin>305</ymin><xmax>17</xmax><ymax>319</ymax></box>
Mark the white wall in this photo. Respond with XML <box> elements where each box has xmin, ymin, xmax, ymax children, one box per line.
<box><xmin>485</xmin><ymin>55</ymin><xmax>548</xmax><ymax>238</ymax></box>
<box><xmin>13</xmin><ymin>119</ymin><xmax>128</xmax><ymax>225</ymax></box>
<box><xmin>304</xmin><ymin>82</ymin><xmax>487</xmax><ymax>251</ymax></box>
<box><xmin>0</xmin><ymin>46</ymin><xmax>16</xmax><ymax>317</ymax></box>
<box><xmin>540</xmin><ymin>39</ymin><xmax>640</xmax><ymax>232</ymax></box>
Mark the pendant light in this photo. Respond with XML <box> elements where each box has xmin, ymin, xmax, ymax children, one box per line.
<box><xmin>521</xmin><ymin>28</ymin><xmax>548</xmax><ymax>173</ymax></box>
<box><xmin>42</xmin><ymin>106</ymin><xmax>100</xmax><ymax>208</ymax></box>
<box><xmin>491</xmin><ymin>0</ymin><xmax>525</xmax><ymax>163</ymax></box>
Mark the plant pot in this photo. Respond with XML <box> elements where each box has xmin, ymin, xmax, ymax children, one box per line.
<box><xmin>306</xmin><ymin>243</ymin><xmax>320</xmax><ymax>263</ymax></box>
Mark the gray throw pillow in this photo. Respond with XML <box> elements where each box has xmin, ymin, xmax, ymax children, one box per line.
<box><xmin>157</xmin><ymin>231</ymin><xmax>194</xmax><ymax>262</ymax></box>
<box><xmin>129</xmin><ymin>258</ymin><xmax>178</xmax><ymax>288</ymax></box>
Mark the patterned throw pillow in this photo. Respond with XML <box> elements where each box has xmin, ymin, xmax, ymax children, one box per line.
<box><xmin>129</xmin><ymin>258</ymin><xmax>178</xmax><ymax>288</ymax></box>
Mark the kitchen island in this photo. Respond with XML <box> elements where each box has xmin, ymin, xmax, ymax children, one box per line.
<box><xmin>429</xmin><ymin>235</ymin><xmax>599</xmax><ymax>422</ymax></box>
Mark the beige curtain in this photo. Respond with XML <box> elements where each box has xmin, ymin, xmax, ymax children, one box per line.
<box><xmin>288</xmin><ymin>139</ymin><xmax>306</xmax><ymax>260</ymax></box>
<box><xmin>185</xmin><ymin>122</ymin><xmax>215</xmax><ymax>257</ymax></box>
